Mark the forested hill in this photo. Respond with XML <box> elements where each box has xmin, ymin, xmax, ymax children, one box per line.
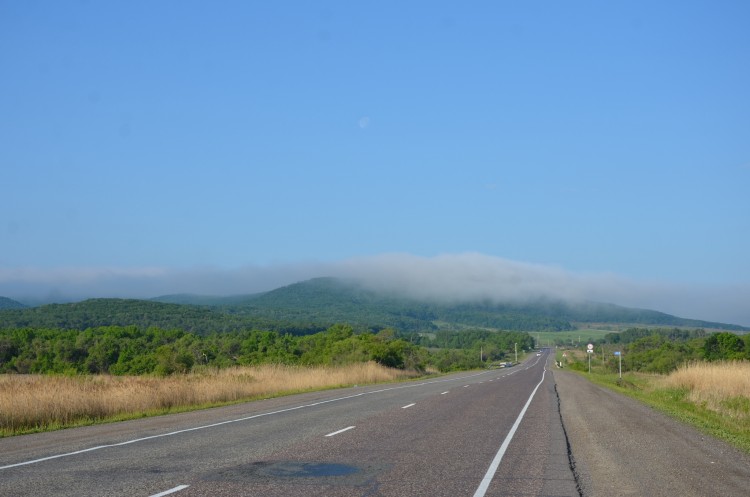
<box><xmin>1</xmin><ymin>278</ymin><xmax>746</xmax><ymax>334</ymax></box>
<box><xmin>164</xmin><ymin>277</ymin><xmax>749</xmax><ymax>332</ymax></box>
<box><xmin>200</xmin><ymin>278</ymin><xmax>575</xmax><ymax>332</ymax></box>
<box><xmin>0</xmin><ymin>299</ymin><xmax>325</xmax><ymax>335</ymax></box>
<box><xmin>0</xmin><ymin>297</ymin><xmax>26</xmax><ymax>310</ymax></box>
<box><xmin>495</xmin><ymin>299</ymin><xmax>748</xmax><ymax>331</ymax></box>
<box><xmin>0</xmin><ymin>299</ymin><xmax>231</xmax><ymax>334</ymax></box>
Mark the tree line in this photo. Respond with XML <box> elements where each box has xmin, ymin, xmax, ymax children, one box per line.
<box><xmin>0</xmin><ymin>325</ymin><xmax>533</xmax><ymax>375</ymax></box>
<box><xmin>577</xmin><ymin>328</ymin><xmax>750</xmax><ymax>374</ymax></box>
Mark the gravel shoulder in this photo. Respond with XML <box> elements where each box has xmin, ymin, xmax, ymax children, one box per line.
<box><xmin>554</xmin><ymin>368</ymin><xmax>750</xmax><ymax>497</ymax></box>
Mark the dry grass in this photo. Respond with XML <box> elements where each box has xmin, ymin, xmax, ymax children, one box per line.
<box><xmin>660</xmin><ymin>361</ymin><xmax>750</xmax><ymax>419</ymax></box>
<box><xmin>0</xmin><ymin>362</ymin><xmax>417</xmax><ymax>436</ymax></box>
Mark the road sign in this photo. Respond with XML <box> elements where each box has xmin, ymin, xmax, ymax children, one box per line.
<box><xmin>587</xmin><ymin>349</ymin><xmax>593</xmax><ymax>353</ymax></box>
<box><xmin>587</xmin><ymin>343</ymin><xmax>594</xmax><ymax>350</ymax></box>
<box><xmin>614</xmin><ymin>351</ymin><xmax>621</xmax><ymax>356</ymax></box>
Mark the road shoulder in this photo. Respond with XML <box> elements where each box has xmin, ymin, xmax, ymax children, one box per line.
<box><xmin>554</xmin><ymin>368</ymin><xmax>750</xmax><ymax>497</ymax></box>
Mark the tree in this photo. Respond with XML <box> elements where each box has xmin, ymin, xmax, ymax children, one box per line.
<box><xmin>704</xmin><ymin>332</ymin><xmax>745</xmax><ymax>361</ymax></box>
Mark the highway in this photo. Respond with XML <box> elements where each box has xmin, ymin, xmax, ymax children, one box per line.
<box><xmin>0</xmin><ymin>351</ymin><xmax>579</xmax><ymax>497</ymax></box>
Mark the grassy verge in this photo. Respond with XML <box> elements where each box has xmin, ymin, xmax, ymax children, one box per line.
<box><xmin>0</xmin><ymin>362</ymin><xmax>423</xmax><ymax>437</ymax></box>
<box><xmin>563</xmin><ymin>354</ymin><xmax>750</xmax><ymax>453</ymax></box>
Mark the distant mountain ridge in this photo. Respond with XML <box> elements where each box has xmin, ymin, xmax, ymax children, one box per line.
<box><xmin>0</xmin><ymin>297</ymin><xmax>26</xmax><ymax>310</ymax></box>
<box><xmin>1</xmin><ymin>278</ymin><xmax>747</xmax><ymax>334</ymax></box>
<box><xmin>0</xmin><ymin>298</ymin><xmax>324</xmax><ymax>336</ymax></box>
<box><xmin>150</xmin><ymin>293</ymin><xmax>261</xmax><ymax>306</ymax></box>
<box><xmin>158</xmin><ymin>277</ymin><xmax>748</xmax><ymax>332</ymax></box>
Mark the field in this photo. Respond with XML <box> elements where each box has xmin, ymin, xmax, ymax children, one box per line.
<box><xmin>0</xmin><ymin>362</ymin><xmax>420</xmax><ymax>437</ymax></box>
<box><xmin>533</xmin><ymin>328</ymin><xmax>612</xmax><ymax>348</ymax></box>
<box><xmin>661</xmin><ymin>361</ymin><xmax>750</xmax><ymax>420</ymax></box>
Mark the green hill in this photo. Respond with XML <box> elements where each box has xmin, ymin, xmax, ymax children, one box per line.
<box><xmin>151</xmin><ymin>293</ymin><xmax>259</xmax><ymax>306</ymax></box>
<box><xmin>0</xmin><ymin>297</ymin><xmax>26</xmax><ymax>310</ymax></box>
<box><xmin>472</xmin><ymin>299</ymin><xmax>746</xmax><ymax>331</ymax></box>
<box><xmin>0</xmin><ymin>298</ymin><xmax>324</xmax><ymax>335</ymax></box>
<box><xmin>2</xmin><ymin>278</ymin><xmax>746</xmax><ymax>334</ymax></box>
<box><xmin>0</xmin><ymin>299</ymin><xmax>229</xmax><ymax>334</ymax></box>
<box><xmin>226</xmin><ymin>278</ymin><xmax>747</xmax><ymax>331</ymax></box>
<box><xmin>218</xmin><ymin>277</ymin><xmax>441</xmax><ymax>332</ymax></box>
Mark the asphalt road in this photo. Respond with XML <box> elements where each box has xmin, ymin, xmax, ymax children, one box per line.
<box><xmin>556</xmin><ymin>369</ymin><xmax>750</xmax><ymax>497</ymax></box>
<box><xmin>0</xmin><ymin>352</ymin><xmax>579</xmax><ymax>497</ymax></box>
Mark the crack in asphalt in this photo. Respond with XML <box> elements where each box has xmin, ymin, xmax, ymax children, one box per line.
<box><xmin>555</xmin><ymin>381</ymin><xmax>585</xmax><ymax>497</ymax></box>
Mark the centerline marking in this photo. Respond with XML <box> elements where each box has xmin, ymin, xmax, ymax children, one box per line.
<box><xmin>325</xmin><ymin>426</ymin><xmax>355</xmax><ymax>437</ymax></box>
<box><xmin>402</xmin><ymin>403</ymin><xmax>416</xmax><ymax>409</ymax></box>
<box><xmin>148</xmin><ymin>485</ymin><xmax>189</xmax><ymax>497</ymax></box>
<box><xmin>441</xmin><ymin>391</ymin><xmax>449</xmax><ymax>395</ymax></box>
<box><xmin>472</xmin><ymin>367</ymin><xmax>547</xmax><ymax>497</ymax></box>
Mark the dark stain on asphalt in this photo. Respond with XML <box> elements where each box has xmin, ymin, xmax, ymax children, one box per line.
<box><xmin>202</xmin><ymin>460</ymin><xmax>389</xmax><ymax>488</ymax></box>
<box><xmin>262</xmin><ymin>461</ymin><xmax>359</xmax><ymax>478</ymax></box>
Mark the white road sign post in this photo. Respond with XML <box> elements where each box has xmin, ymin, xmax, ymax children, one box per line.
<box><xmin>587</xmin><ymin>344</ymin><xmax>593</xmax><ymax>373</ymax></box>
<box><xmin>614</xmin><ymin>351</ymin><xmax>622</xmax><ymax>379</ymax></box>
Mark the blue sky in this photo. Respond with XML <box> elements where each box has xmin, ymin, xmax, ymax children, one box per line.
<box><xmin>2</xmin><ymin>2</ymin><xmax>749</xmax><ymax>324</ymax></box>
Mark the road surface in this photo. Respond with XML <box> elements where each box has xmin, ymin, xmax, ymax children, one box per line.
<box><xmin>1</xmin><ymin>352</ymin><xmax>577</xmax><ymax>496</ymax></box>
<box><xmin>556</xmin><ymin>369</ymin><xmax>750</xmax><ymax>497</ymax></box>
<box><xmin>5</xmin><ymin>354</ymin><xmax>747</xmax><ymax>496</ymax></box>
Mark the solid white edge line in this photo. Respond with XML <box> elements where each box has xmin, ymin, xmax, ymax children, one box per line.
<box><xmin>472</xmin><ymin>368</ymin><xmax>547</xmax><ymax>497</ymax></box>
<box><xmin>325</xmin><ymin>426</ymin><xmax>355</xmax><ymax>437</ymax></box>
<box><xmin>148</xmin><ymin>484</ymin><xmax>189</xmax><ymax>497</ymax></box>
<box><xmin>401</xmin><ymin>403</ymin><xmax>416</xmax><ymax>409</ymax></box>
<box><xmin>0</xmin><ymin>369</ymin><xmax>498</xmax><ymax>471</ymax></box>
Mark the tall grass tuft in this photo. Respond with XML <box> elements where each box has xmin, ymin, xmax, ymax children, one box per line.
<box><xmin>661</xmin><ymin>361</ymin><xmax>750</xmax><ymax>420</ymax></box>
<box><xmin>0</xmin><ymin>362</ymin><xmax>417</xmax><ymax>436</ymax></box>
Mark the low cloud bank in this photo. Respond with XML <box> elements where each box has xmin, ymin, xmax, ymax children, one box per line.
<box><xmin>1</xmin><ymin>253</ymin><xmax>748</xmax><ymax>327</ymax></box>
<box><xmin>333</xmin><ymin>253</ymin><xmax>594</xmax><ymax>302</ymax></box>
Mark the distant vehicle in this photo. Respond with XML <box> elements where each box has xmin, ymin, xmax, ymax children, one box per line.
<box><xmin>536</xmin><ymin>353</ymin><xmax>541</xmax><ymax>356</ymax></box>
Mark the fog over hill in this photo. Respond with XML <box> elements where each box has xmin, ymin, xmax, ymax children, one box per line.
<box><xmin>1</xmin><ymin>279</ymin><xmax>745</xmax><ymax>334</ymax></box>
<box><xmin>0</xmin><ymin>296</ymin><xmax>26</xmax><ymax>310</ymax></box>
<box><xmin>1</xmin><ymin>253</ymin><xmax>749</xmax><ymax>327</ymax></box>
